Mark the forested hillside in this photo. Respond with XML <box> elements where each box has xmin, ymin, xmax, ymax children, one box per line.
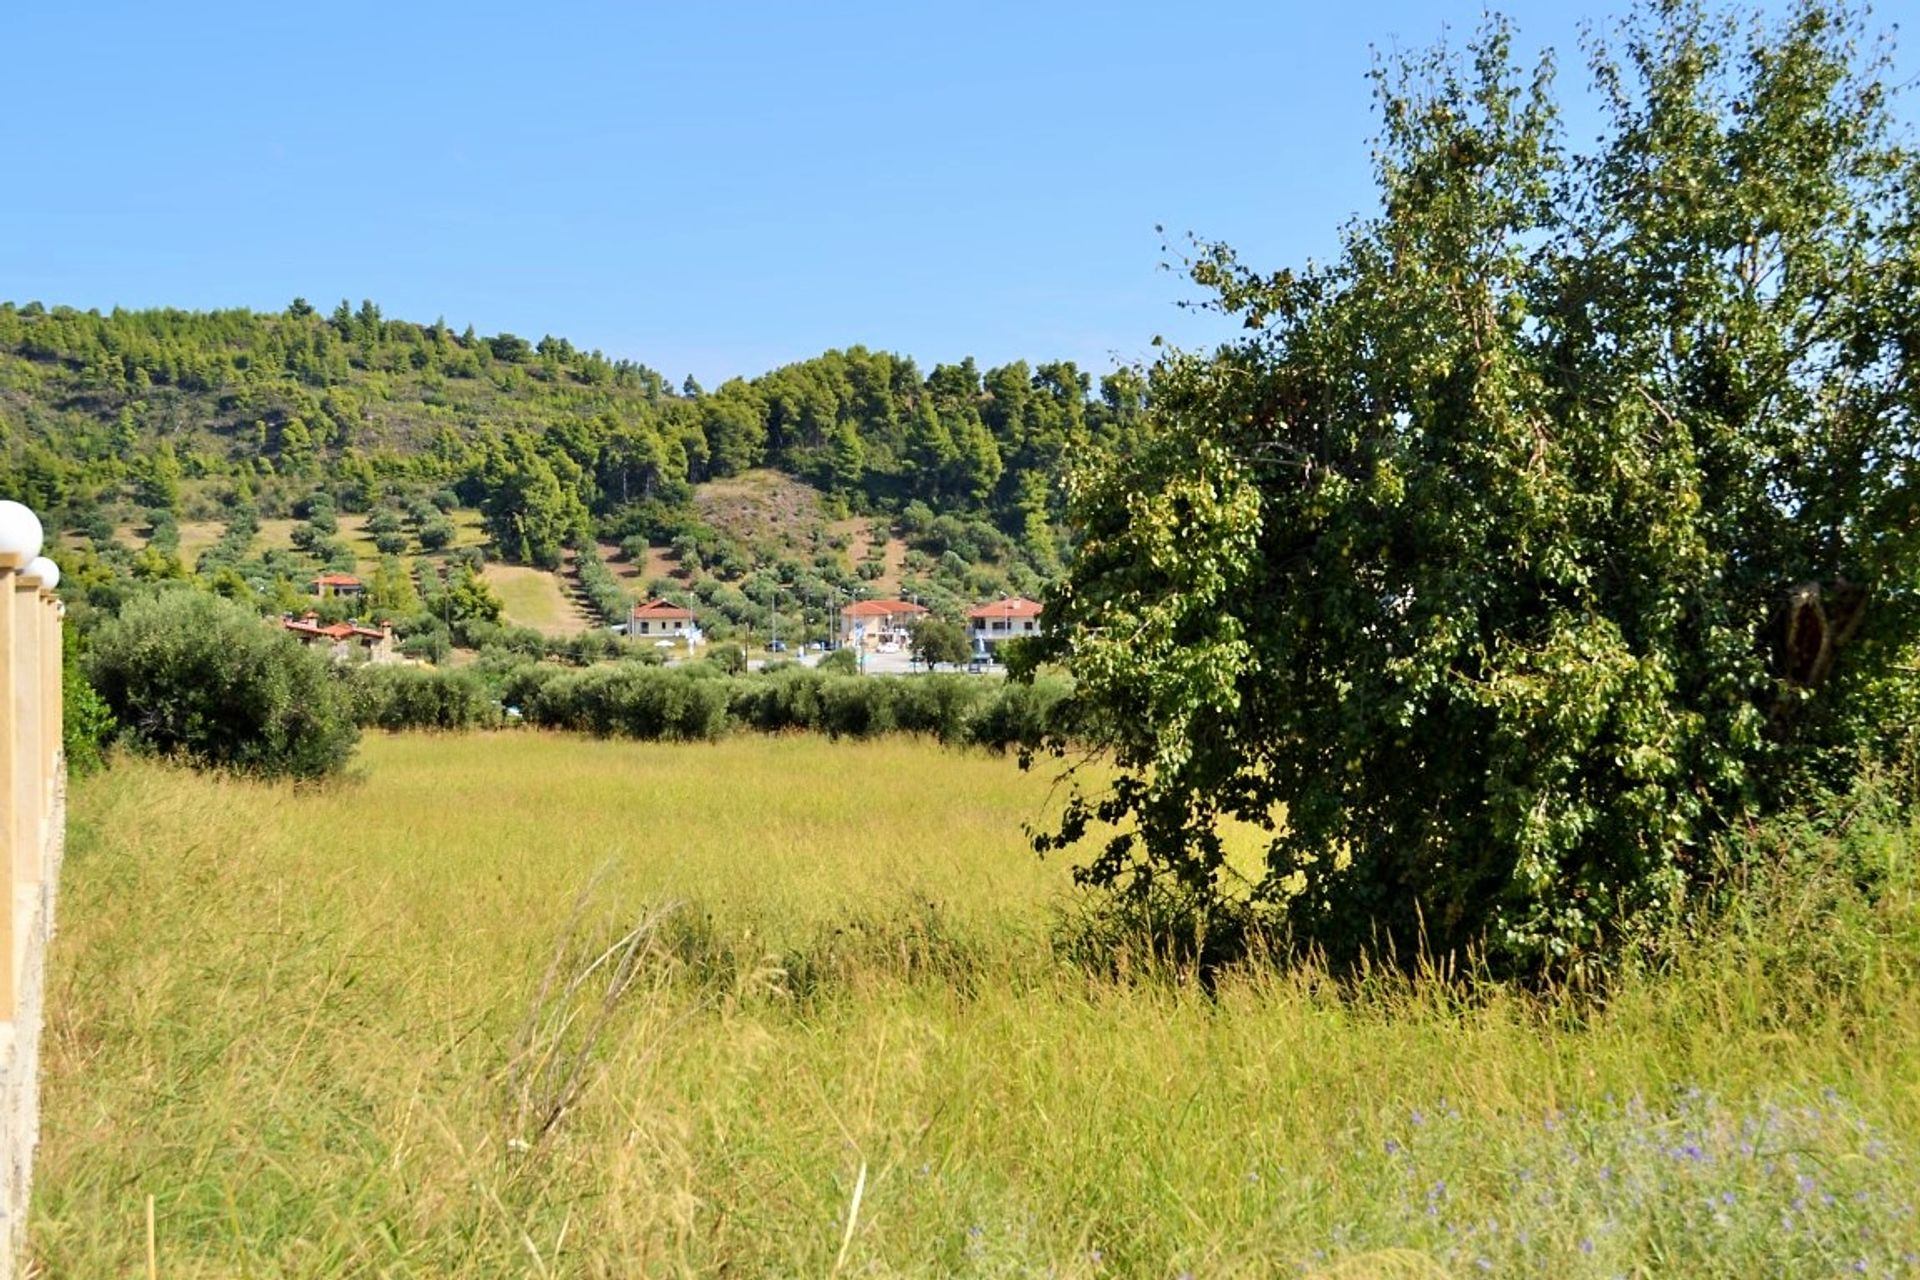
<box><xmin>0</xmin><ymin>299</ymin><xmax>1145</xmax><ymax>644</ymax></box>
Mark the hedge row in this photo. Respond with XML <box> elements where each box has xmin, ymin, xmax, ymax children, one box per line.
<box><xmin>345</xmin><ymin>664</ymin><xmax>501</xmax><ymax>732</ymax></box>
<box><xmin>344</xmin><ymin>660</ymin><xmax>1071</xmax><ymax>749</ymax></box>
<box><xmin>573</xmin><ymin>541</ymin><xmax>633</xmax><ymax>627</ymax></box>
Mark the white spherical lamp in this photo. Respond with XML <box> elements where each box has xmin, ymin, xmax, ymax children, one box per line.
<box><xmin>26</xmin><ymin>556</ymin><xmax>59</xmax><ymax>590</ymax></box>
<box><xmin>0</xmin><ymin>501</ymin><xmax>43</xmax><ymax>570</ymax></box>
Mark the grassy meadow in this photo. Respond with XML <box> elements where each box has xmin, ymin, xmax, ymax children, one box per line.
<box><xmin>481</xmin><ymin>566</ymin><xmax>592</xmax><ymax>636</ymax></box>
<box><xmin>35</xmin><ymin>733</ymin><xmax>1920</xmax><ymax>1277</ymax></box>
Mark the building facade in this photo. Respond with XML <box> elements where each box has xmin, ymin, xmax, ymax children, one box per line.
<box><xmin>282</xmin><ymin>613</ymin><xmax>396</xmax><ymax>663</ymax></box>
<box><xmin>967</xmin><ymin>597</ymin><xmax>1043</xmax><ymax>658</ymax></box>
<box><xmin>836</xmin><ymin>599</ymin><xmax>928</xmax><ymax>650</ymax></box>
<box><xmin>629</xmin><ymin>598</ymin><xmax>696</xmax><ymax>642</ymax></box>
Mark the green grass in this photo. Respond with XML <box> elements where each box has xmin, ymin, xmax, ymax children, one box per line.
<box><xmin>482</xmin><ymin>565</ymin><xmax>590</xmax><ymax>636</ymax></box>
<box><xmin>34</xmin><ymin>734</ymin><xmax>1920</xmax><ymax>1276</ymax></box>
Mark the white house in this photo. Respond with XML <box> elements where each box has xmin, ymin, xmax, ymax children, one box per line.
<box><xmin>628</xmin><ymin>598</ymin><xmax>696</xmax><ymax>642</ymax></box>
<box><xmin>967</xmin><ymin>597</ymin><xmax>1043</xmax><ymax>657</ymax></box>
<box><xmin>836</xmin><ymin>598</ymin><xmax>928</xmax><ymax>650</ymax></box>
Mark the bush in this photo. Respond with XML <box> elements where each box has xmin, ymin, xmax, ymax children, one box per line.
<box><xmin>727</xmin><ymin>667</ymin><xmax>829</xmax><ymax>733</ymax></box>
<box><xmin>890</xmin><ymin>675</ymin><xmax>978</xmax><ymax>744</ymax></box>
<box><xmin>523</xmin><ymin>664</ymin><xmax>729</xmax><ymax>741</ymax></box>
<box><xmin>968</xmin><ymin>676</ymin><xmax>1071</xmax><ymax>751</ymax></box>
<box><xmin>62</xmin><ymin>645</ymin><xmax>115</xmax><ymax>776</ymax></box>
<box><xmin>86</xmin><ymin>589</ymin><xmax>358</xmax><ymax>778</ymax></box>
<box><xmin>817</xmin><ymin>677</ymin><xmax>897</xmax><ymax>738</ymax></box>
<box><xmin>397</xmin><ymin>629</ymin><xmax>451</xmax><ymax>664</ymax></box>
<box><xmin>573</xmin><ymin>542</ymin><xmax>632</xmax><ymax>626</ymax></box>
<box><xmin>706</xmin><ymin>643</ymin><xmax>747</xmax><ymax>675</ymax></box>
<box><xmin>346</xmin><ymin>665</ymin><xmax>497</xmax><ymax>731</ymax></box>
<box><xmin>417</xmin><ymin>517</ymin><xmax>456</xmax><ymax>551</ymax></box>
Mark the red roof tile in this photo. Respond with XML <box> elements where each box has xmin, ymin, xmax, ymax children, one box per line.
<box><xmin>632</xmin><ymin>598</ymin><xmax>694</xmax><ymax>620</ymax></box>
<box><xmin>967</xmin><ymin>597</ymin><xmax>1043</xmax><ymax>621</ymax></box>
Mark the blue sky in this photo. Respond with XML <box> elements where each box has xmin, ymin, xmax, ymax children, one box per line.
<box><xmin>4</xmin><ymin>2</ymin><xmax>1913</xmax><ymax>386</ymax></box>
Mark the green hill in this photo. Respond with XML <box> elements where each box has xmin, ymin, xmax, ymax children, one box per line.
<box><xmin>0</xmin><ymin>300</ymin><xmax>1146</xmax><ymax>645</ymax></box>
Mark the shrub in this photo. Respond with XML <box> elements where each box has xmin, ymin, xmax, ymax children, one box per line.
<box><xmin>727</xmin><ymin>667</ymin><xmax>829</xmax><ymax>733</ymax></box>
<box><xmin>890</xmin><ymin>674</ymin><xmax>978</xmax><ymax>744</ymax></box>
<box><xmin>61</xmin><ymin>645</ymin><xmax>115</xmax><ymax>776</ymax></box>
<box><xmin>969</xmin><ymin>676</ymin><xmax>1071</xmax><ymax>752</ymax></box>
<box><xmin>397</xmin><ymin>629</ymin><xmax>451</xmax><ymax>665</ymax></box>
<box><xmin>86</xmin><ymin>589</ymin><xmax>358</xmax><ymax>778</ymax></box>
<box><xmin>819</xmin><ymin>677</ymin><xmax>898</xmax><ymax>739</ymax></box>
<box><xmin>523</xmin><ymin>665</ymin><xmax>729</xmax><ymax>741</ymax></box>
<box><xmin>346</xmin><ymin>665</ymin><xmax>497</xmax><ymax>731</ymax></box>
<box><xmin>573</xmin><ymin>542</ymin><xmax>632</xmax><ymax>626</ymax></box>
<box><xmin>417</xmin><ymin>517</ymin><xmax>456</xmax><ymax>550</ymax></box>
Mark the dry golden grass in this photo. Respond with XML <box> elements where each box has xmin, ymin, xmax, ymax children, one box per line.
<box><xmin>482</xmin><ymin>566</ymin><xmax>592</xmax><ymax>636</ymax></box>
<box><xmin>32</xmin><ymin>733</ymin><xmax>1920</xmax><ymax>1276</ymax></box>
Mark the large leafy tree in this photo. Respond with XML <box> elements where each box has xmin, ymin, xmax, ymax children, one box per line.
<box><xmin>479</xmin><ymin>432</ymin><xmax>590</xmax><ymax>568</ymax></box>
<box><xmin>1026</xmin><ymin>1</ymin><xmax>1920</xmax><ymax>974</ymax></box>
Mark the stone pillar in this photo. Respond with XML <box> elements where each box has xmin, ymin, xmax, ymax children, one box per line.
<box><xmin>39</xmin><ymin>597</ymin><xmax>58</xmax><ymax>826</ymax></box>
<box><xmin>9</xmin><ymin>578</ymin><xmax>37</xmax><ymax>898</ymax></box>
<box><xmin>0</xmin><ymin>566</ymin><xmax>14</xmax><ymax>1022</ymax></box>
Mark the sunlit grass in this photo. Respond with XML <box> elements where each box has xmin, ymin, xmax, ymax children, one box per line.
<box><xmin>482</xmin><ymin>565</ymin><xmax>589</xmax><ymax>636</ymax></box>
<box><xmin>33</xmin><ymin>733</ymin><xmax>1920</xmax><ymax>1276</ymax></box>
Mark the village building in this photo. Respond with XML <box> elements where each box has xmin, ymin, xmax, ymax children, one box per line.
<box><xmin>628</xmin><ymin>598</ymin><xmax>697</xmax><ymax>643</ymax></box>
<box><xmin>313</xmin><ymin>572</ymin><xmax>365</xmax><ymax>601</ymax></box>
<box><xmin>282</xmin><ymin>612</ymin><xmax>396</xmax><ymax>663</ymax></box>
<box><xmin>967</xmin><ymin>597</ymin><xmax>1043</xmax><ymax>658</ymax></box>
<box><xmin>836</xmin><ymin>598</ymin><xmax>927</xmax><ymax>651</ymax></box>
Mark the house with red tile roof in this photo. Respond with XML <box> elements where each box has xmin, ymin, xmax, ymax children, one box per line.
<box><xmin>313</xmin><ymin>572</ymin><xmax>365</xmax><ymax>600</ymax></box>
<box><xmin>628</xmin><ymin>598</ymin><xmax>698</xmax><ymax>643</ymax></box>
<box><xmin>836</xmin><ymin>598</ymin><xmax>928</xmax><ymax>650</ymax></box>
<box><xmin>966</xmin><ymin>597</ymin><xmax>1043</xmax><ymax>658</ymax></box>
<box><xmin>282</xmin><ymin>612</ymin><xmax>395</xmax><ymax>663</ymax></box>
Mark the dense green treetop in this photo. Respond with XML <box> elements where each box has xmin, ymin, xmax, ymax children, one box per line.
<box><xmin>1026</xmin><ymin>0</ymin><xmax>1920</xmax><ymax>976</ymax></box>
<box><xmin>0</xmin><ymin>299</ymin><xmax>1139</xmax><ymax>570</ymax></box>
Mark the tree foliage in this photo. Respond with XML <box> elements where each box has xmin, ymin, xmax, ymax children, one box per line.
<box><xmin>911</xmin><ymin>615</ymin><xmax>972</xmax><ymax>667</ymax></box>
<box><xmin>86</xmin><ymin>589</ymin><xmax>359</xmax><ymax>778</ymax></box>
<box><xmin>1029</xmin><ymin>0</ymin><xmax>1920</xmax><ymax>975</ymax></box>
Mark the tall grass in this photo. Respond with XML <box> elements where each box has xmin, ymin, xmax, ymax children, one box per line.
<box><xmin>34</xmin><ymin>734</ymin><xmax>1920</xmax><ymax>1276</ymax></box>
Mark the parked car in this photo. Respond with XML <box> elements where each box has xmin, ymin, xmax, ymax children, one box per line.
<box><xmin>768</xmin><ymin>640</ymin><xmax>788</xmax><ymax>653</ymax></box>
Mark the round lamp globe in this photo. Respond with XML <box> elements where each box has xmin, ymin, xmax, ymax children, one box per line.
<box><xmin>0</xmin><ymin>501</ymin><xmax>43</xmax><ymax>570</ymax></box>
<box><xmin>26</xmin><ymin>556</ymin><xmax>59</xmax><ymax>590</ymax></box>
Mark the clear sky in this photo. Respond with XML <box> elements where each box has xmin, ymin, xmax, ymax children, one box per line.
<box><xmin>4</xmin><ymin>1</ymin><xmax>1912</xmax><ymax>387</ymax></box>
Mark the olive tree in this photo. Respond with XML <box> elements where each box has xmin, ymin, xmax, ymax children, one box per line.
<box><xmin>1024</xmin><ymin>1</ymin><xmax>1920</xmax><ymax>975</ymax></box>
<box><xmin>87</xmin><ymin>588</ymin><xmax>360</xmax><ymax>779</ymax></box>
<box><xmin>911</xmin><ymin>616</ymin><xmax>972</xmax><ymax>668</ymax></box>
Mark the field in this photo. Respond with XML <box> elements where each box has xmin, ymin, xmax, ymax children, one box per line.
<box><xmin>36</xmin><ymin>734</ymin><xmax>1920</xmax><ymax>1277</ymax></box>
<box><xmin>482</xmin><ymin>564</ymin><xmax>592</xmax><ymax>636</ymax></box>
